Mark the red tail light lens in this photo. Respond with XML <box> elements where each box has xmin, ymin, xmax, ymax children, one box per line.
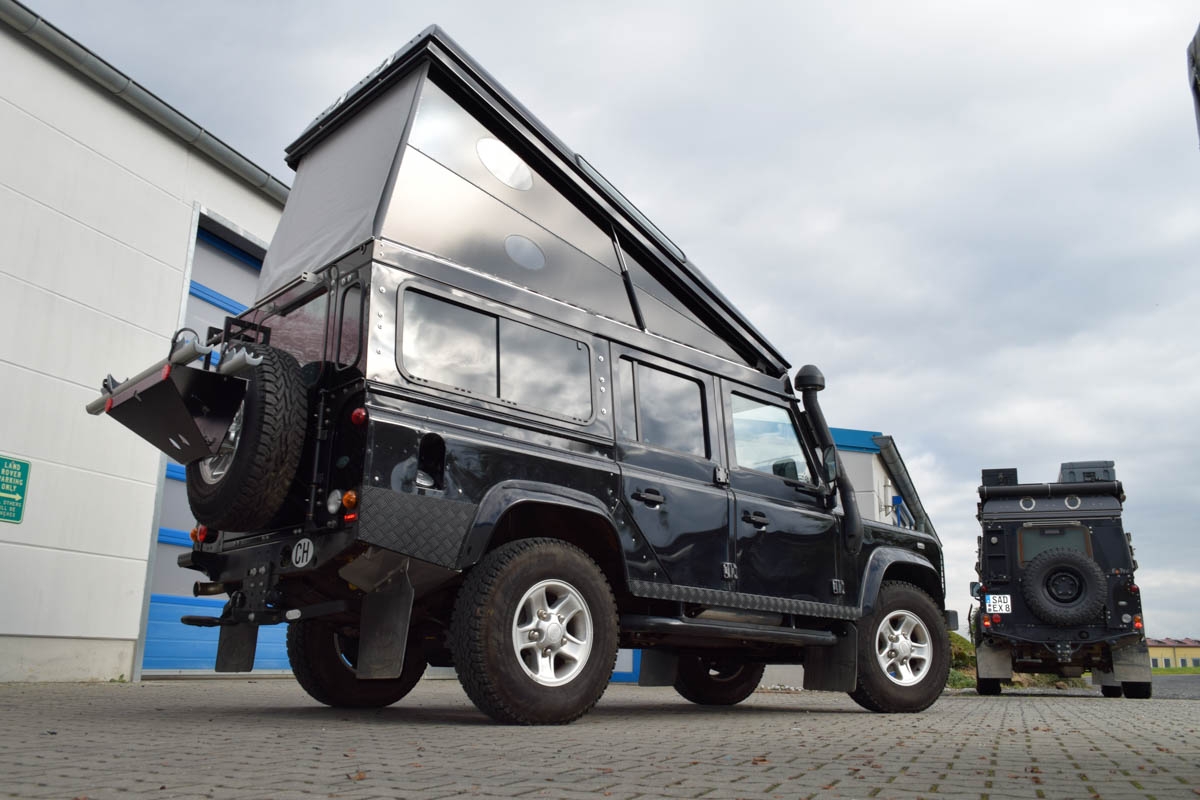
<box><xmin>350</xmin><ymin>407</ymin><xmax>367</xmax><ymax>426</ymax></box>
<box><xmin>343</xmin><ymin>512</ymin><xmax>358</xmax><ymax>523</ymax></box>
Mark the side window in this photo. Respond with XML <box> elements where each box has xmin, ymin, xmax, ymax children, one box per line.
<box><xmin>729</xmin><ymin>393</ymin><xmax>812</xmax><ymax>483</ymax></box>
<box><xmin>400</xmin><ymin>289</ymin><xmax>592</xmax><ymax>421</ymax></box>
<box><xmin>337</xmin><ymin>284</ymin><xmax>363</xmax><ymax>368</ymax></box>
<box><xmin>616</xmin><ymin>357</ymin><xmax>705</xmax><ymax>457</ymax></box>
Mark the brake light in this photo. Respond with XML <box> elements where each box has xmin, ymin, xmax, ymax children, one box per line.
<box><xmin>343</xmin><ymin>512</ymin><xmax>358</xmax><ymax>523</ymax></box>
<box><xmin>1133</xmin><ymin>615</ymin><xmax>1143</xmax><ymax>630</ymax></box>
<box><xmin>1129</xmin><ymin>584</ymin><xmax>1139</xmax><ymax>594</ymax></box>
<box><xmin>350</xmin><ymin>407</ymin><xmax>367</xmax><ymax>426</ymax></box>
<box><xmin>104</xmin><ymin>397</ymin><xmax>113</xmax><ymax>413</ymax></box>
<box><xmin>982</xmin><ymin>616</ymin><xmax>992</xmax><ymax>628</ymax></box>
<box><xmin>161</xmin><ymin>364</ymin><xmax>171</xmax><ymax>381</ymax></box>
<box><xmin>991</xmin><ymin>614</ymin><xmax>1001</xmax><ymax>624</ymax></box>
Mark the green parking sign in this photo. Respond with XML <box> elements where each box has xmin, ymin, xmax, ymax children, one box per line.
<box><xmin>0</xmin><ymin>456</ymin><xmax>30</xmax><ymax>524</ymax></box>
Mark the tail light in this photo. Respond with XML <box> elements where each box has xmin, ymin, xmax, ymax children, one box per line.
<box><xmin>1133</xmin><ymin>615</ymin><xmax>1143</xmax><ymax>630</ymax></box>
<box><xmin>350</xmin><ymin>407</ymin><xmax>368</xmax><ymax>426</ymax></box>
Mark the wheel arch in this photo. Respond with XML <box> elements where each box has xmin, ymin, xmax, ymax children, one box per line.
<box><xmin>458</xmin><ymin>480</ymin><xmax>629</xmax><ymax>598</ymax></box>
<box><xmin>859</xmin><ymin>547</ymin><xmax>943</xmax><ymax>616</ymax></box>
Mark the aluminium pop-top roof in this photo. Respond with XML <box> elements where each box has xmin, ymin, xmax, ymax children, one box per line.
<box><xmin>261</xmin><ymin>25</ymin><xmax>790</xmax><ymax>377</ymax></box>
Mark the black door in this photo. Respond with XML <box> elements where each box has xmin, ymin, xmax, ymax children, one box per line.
<box><xmin>721</xmin><ymin>381</ymin><xmax>843</xmax><ymax>604</ymax></box>
<box><xmin>612</xmin><ymin>347</ymin><xmax>731</xmax><ymax>590</ymax></box>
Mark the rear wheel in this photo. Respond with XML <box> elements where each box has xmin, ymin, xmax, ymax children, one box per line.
<box><xmin>287</xmin><ymin>620</ymin><xmax>425</xmax><ymax>708</ymax></box>
<box><xmin>674</xmin><ymin>655</ymin><xmax>765</xmax><ymax>706</ymax></box>
<box><xmin>849</xmin><ymin>581</ymin><xmax>950</xmax><ymax>713</ymax></box>
<box><xmin>1101</xmin><ymin>684</ymin><xmax>1123</xmax><ymax>698</ymax></box>
<box><xmin>1122</xmin><ymin>681</ymin><xmax>1152</xmax><ymax>699</ymax></box>
<box><xmin>976</xmin><ymin>678</ymin><xmax>1002</xmax><ymax>696</ymax></box>
<box><xmin>186</xmin><ymin>344</ymin><xmax>307</xmax><ymax>531</ymax></box>
<box><xmin>451</xmin><ymin>539</ymin><xmax>618</xmax><ymax>724</ymax></box>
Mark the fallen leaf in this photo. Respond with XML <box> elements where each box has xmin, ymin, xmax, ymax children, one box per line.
<box><xmin>348</xmin><ymin>771</ymin><xmax>367</xmax><ymax>781</ymax></box>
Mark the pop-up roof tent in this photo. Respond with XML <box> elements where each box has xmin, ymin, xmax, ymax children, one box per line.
<box><xmin>258</xmin><ymin>26</ymin><xmax>789</xmax><ymax>378</ymax></box>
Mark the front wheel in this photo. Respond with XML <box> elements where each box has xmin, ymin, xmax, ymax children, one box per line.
<box><xmin>849</xmin><ymin>581</ymin><xmax>950</xmax><ymax>713</ymax></box>
<box><xmin>450</xmin><ymin>538</ymin><xmax>618</xmax><ymax>724</ymax></box>
<box><xmin>674</xmin><ymin>654</ymin><xmax>765</xmax><ymax>706</ymax></box>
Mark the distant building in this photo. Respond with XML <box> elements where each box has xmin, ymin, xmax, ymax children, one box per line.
<box><xmin>1146</xmin><ymin>638</ymin><xmax>1200</xmax><ymax>669</ymax></box>
<box><xmin>832</xmin><ymin>429</ymin><xmax>935</xmax><ymax>537</ymax></box>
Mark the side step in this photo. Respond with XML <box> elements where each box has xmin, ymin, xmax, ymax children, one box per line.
<box><xmin>620</xmin><ymin>614</ymin><xmax>839</xmax><ymax>646</ymax></box>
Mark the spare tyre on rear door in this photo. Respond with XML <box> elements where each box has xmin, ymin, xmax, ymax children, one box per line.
<box><xmin>1020</xmin><ymin>548</ymin><xmax>1106</xmax><ymax>627</ymax></box>
<box><xmin>186</xmin><ymin>344</ymin><xmax>307</xmax><ymax>532</ymax></box>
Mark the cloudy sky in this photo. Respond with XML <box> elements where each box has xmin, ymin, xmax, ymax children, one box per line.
<box><xmin>24</xmin><ymin>1</ymin><xmax>1200</xmax><ymax>637</ymax></box>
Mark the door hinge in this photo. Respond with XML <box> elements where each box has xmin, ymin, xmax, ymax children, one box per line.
<box><xmin>713</xmin><ymin>466</ymin><xmax>729</xmax><ymax>487</ymax></box>
<box><xmin>722</xmin><ymin>562</ymin><xmax>738</xmax><ymax>580</ymax></box>
<box><xmin>830</xmin><ymin>578</ymin><xmax>845</xmax><ymax>596</ymax></box>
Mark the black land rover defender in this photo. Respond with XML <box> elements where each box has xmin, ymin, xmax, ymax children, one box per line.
<box><xmin>971</xmin><ymin>462</ymin><xmax>1151</xmax><ymax>698</ymax></box>
<box><xmin>88</xmin><ymin>27</ymin><xmax>953</xmax><ymax>723</ymax></box>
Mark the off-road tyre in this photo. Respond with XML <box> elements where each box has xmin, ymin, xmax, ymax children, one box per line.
<box><xmin>186</xmin><ymin>344</ymin><xmax>307</xmax><ymax>531</ymax></box>
<box><xmin>450</xmin><ymin>538</ymin><xmax>618</xmax><ymax>724</ymax></box>
<box><xmin>849</xmin><ymin>581</ymin><xmax>950</xmax><ymax>713</ymax></box>
<box><xmin>1101</xmin><ymin>684</ymin><xmax>1123</xmax><ymax>698</ymax></box>
<box><xmin>1122</xmin><ymin>681</ymin><xmax>1152</xmax><ymax>699</ymax></box>
<box><xmin>674</xmin><ymin>655</ymin><xmax>765</xmax><ymax>706</ymax></box>
<box><xmin>976</xmin><ymin>678</ymin><xmax>1002</xmax><ymax>696</ymax></box>
<box><xmin>1020</xmin><ymin>548</ymin><xmax>1106</xmax><ymax>626</ymax></box>
<box><xmin>287</xmin><ymin>619</ymin><xmax>425</xmax><ymax>708</ymax></box>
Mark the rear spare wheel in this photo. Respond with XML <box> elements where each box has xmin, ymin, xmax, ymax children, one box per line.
<box><xmin>186</xmin><ymin>344</ymin><xmax>307</xmax><ymax>531</ymax></box>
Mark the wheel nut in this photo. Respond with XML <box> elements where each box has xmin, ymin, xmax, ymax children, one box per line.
<box><xmin>529</xmin><ymin>631</ymin><xmax>540</xmax><ymax>641</ymax></box>
<box><xmin>537</xmin><ymin>609</ymin><xmax>550</xmax><ymax>621</ymax></box>
<box><xmin>557</xmin><ymin>614</ymin><xmax>564</xmax><ymax>622</ymax></box>
<box><xmin>542</xmin><ymin>647</ymin><xmax>552</xmax><ymax>657</ymax></box>
<box><xmin>888</xmin><ymin>650</ymin><xmax>896</xmax><ymax>658</ymax></box>
<box><xmin>889</xmin><ymin>634</ymin><xmax>898</xmax><ymax>642</ymax></box>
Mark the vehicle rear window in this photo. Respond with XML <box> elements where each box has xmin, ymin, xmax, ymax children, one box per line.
<box><xmin>400</xmin><ymin>290</ymin><xmax>592</xmax><ymax>421</ymax></box>
<box><xmin>1018</xmin><ymin>524</ymin><xmax>1091</xmax><ymax>565</ymax></box>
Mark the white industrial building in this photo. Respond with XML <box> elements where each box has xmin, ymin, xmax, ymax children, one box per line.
<box><xmin>0</xmin><ymin>2</ymin><xmax>936</xmax><ymax>682</ymax></box>
<box><xmin>0</xmin><ymin>0</ymin><xmax>285</xmax><ymax>681</ymax></box>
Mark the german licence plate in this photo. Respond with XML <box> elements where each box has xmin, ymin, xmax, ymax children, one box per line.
<box><xmin>985</xmin><ymin>594</ymin><xmax>1011</xmax><ymax>614</ymax></box>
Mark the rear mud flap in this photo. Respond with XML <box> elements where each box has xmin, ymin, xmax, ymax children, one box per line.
<box><xmin>98</xmin><ymin>364</ymin><xmax>247</xmax><ymax>464</ymax></box>
<box><xmin>1110</xmin><ymin>640</ymin><xmax>1153</xmax><ymax>683</ymax></box>
<box><xmin>975</xmin><ymin>639</ymin><xmax>1014</xmax><ymax>680</ymax></box>
<box><xmin>216</xmin><ymin>623</ymin><xmax>259</xmax><ymax>672</ymax></box>
<box><xmin>356</xmin><ymin>575</ymin><xmax>414</xmax><ymax>680</ymax></box>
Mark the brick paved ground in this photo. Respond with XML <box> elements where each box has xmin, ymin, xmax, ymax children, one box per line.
<box><xmin>0</xmin><ymin>679</ymin><xmax>1196</xmax><ymax>800</ymax></box>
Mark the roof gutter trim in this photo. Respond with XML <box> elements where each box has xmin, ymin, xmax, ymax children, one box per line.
<box><xmin>0</xmin><ymin>0</ymin><xmax>290</xmax><ymax>206</ymax></box>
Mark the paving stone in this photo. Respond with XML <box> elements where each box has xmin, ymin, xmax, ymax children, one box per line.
<box><xmin>0</xmin><ymin>682</ymin><xmax>1197</xmax><ymax>799</ymax></box>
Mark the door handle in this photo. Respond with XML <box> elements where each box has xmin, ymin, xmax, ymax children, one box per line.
<box><xmin>632</xmin><ymin>488</ymin><xmax>665</xmax><ymax>507</ymax></box>
<box><xmin>742</xmin><ymin>510</ymin><xmax>769</xmax><ymax>528</ymax></box>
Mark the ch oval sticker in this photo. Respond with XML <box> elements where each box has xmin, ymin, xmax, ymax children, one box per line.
<box><xmin>291</xmin><ymin>538</ymin><xmax>315</xmax><ymax>568</ymax></box>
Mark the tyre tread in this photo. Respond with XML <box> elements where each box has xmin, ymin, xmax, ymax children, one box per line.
<box><xmin>450</xmin><ymin>538</ymin><xmax>618</xmax><ymax>724</ymax></box>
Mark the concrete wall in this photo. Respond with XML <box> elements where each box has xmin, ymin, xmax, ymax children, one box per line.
<box><xmin>0</xmin><ymin>28</ymin><xmax>281</xmax><ymax>680</ymax></box>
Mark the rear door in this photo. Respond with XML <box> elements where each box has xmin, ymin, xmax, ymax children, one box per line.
<box><xmin>611</xmin><ymin>346</ymin><xmax>731</xmax><ymax>590</ymax></box>
<box><xmin>721</xmin><ymin>381</ymin><xmax>843</xmax><ymax>604</ymax></box>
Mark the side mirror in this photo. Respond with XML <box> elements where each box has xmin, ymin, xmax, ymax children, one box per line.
<box><xmin>970</xmin><ymin>581</ymin><xmax>981</xmax><ymax>599</ymax></box>
<box><xmin>823</xmin><ymin>448</ymin><xmax>839</xmax><ymax>484</ymax></box>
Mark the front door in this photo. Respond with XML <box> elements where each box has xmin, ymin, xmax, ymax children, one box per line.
<box><xmin>721</xmin><ymin>382</ymin><xmax>842</xmax><ymax>604</ymax></box>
